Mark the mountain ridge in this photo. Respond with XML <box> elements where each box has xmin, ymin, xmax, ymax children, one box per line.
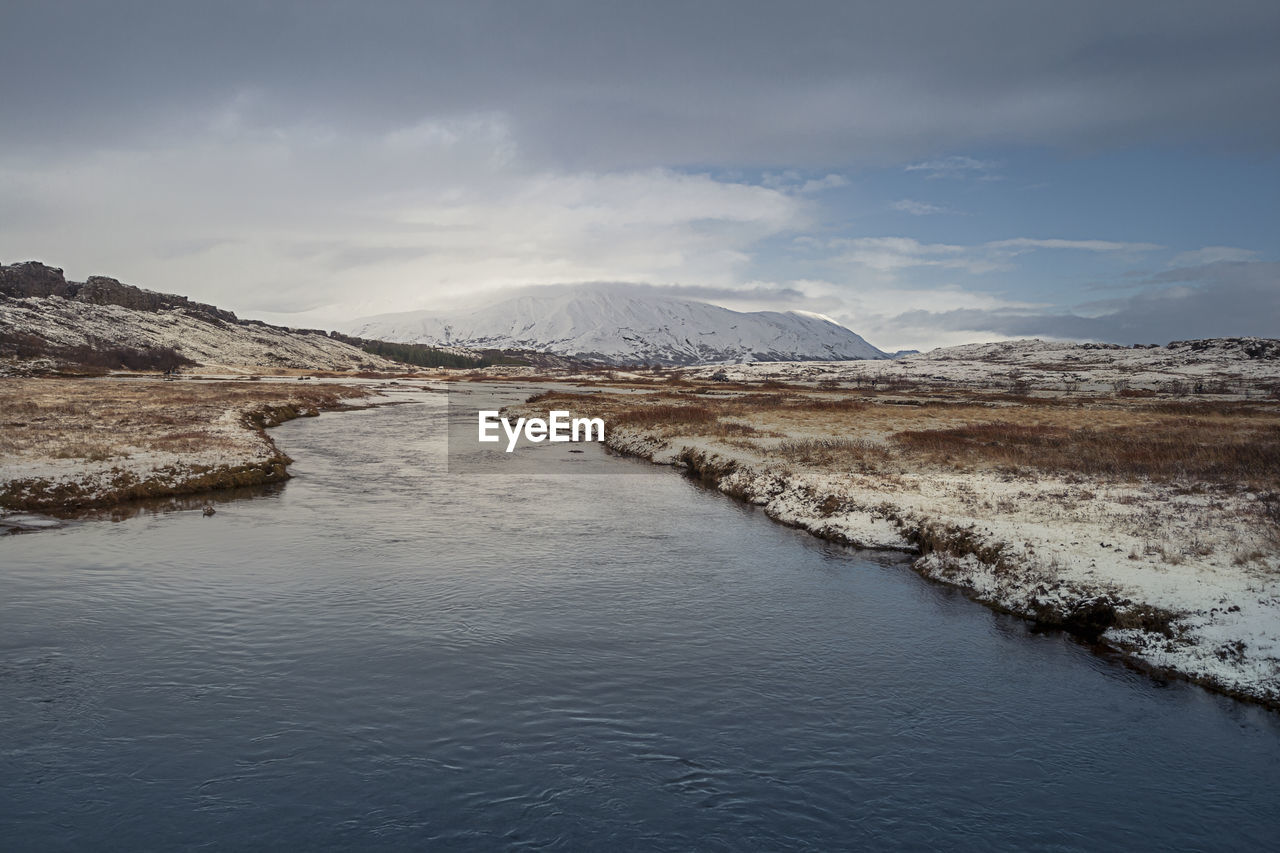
<box><xmin>347</xmin><ymin>285</ymin><xmax>891</xmax><ymax>365</ymax></box>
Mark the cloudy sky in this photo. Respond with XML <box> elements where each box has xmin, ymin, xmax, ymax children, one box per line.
<box><xmin>1</xmin><ymin>1</ymin><xmax>1276</xmax><ymax>351</ymax></box>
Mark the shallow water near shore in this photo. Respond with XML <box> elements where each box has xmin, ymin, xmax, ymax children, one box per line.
<box><xmin>3</xmin><ymin>390</ymin><xmax>1279</xmax><ymax>850</ymax></box>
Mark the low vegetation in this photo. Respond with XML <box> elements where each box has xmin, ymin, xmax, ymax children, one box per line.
<box><xmin>0</xmin><ymin>329</ymin><xmax>192</xmax><ymax>373</ymax></box>
<box><xmin>528</xmin><ymin>386</ymin><xmax>1280</xmax><ymax>490</ymax></box>
<box><xmin>515</xmin><ymin>377</ymin><xmax>1280</xmax><ymax>707</ymax></box>
<box><xmin>0</xmin><ymin>378</ymin><xmax>367</xmax><ymax>511</ymax></box>
<box><xmin>611</xmin><ymin>403</ymin><xmax>720</xmax><ymax>427</ymax></box>
<box><xmin>355</xmin><ymin>339</ymin><xmax>490</xmax><ymax>369</ymax></box>
<box><xmin>894</xmin><ymin>418</ymin><xmax>1280</xmax><ymax>488</ymax></box>
<box><xmin>774</xmin><ymin>437</ymin><xmax>891</xmax><ymax>471</ymax></box>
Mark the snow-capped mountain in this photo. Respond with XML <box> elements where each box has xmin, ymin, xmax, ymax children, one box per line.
<box><xmin>346</xmin><ymin>286</ymin><xmax>889</xmax><ymax>365</ymax></box>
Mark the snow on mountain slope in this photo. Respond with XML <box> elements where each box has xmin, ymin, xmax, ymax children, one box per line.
<box><xmin>346</xmin><ymin>286</ymin><xmax>889</xmax><ymax>365</ymax></box>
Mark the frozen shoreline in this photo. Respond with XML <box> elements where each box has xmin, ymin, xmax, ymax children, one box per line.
<box><xmin>588</xmin><ymin>417</ymin><xmax>1279</xmax><ymax>709</ymax></box>
<box><xmin>6</xmin><ymin>368</ymin><xmax>1278</xmax><ymax>708</ymax></box>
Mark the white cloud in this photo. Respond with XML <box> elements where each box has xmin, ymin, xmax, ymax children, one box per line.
<box><xmin>0</xmin><ymin>92</ymin><xmax>1243</xmax><ymax>355</ymax></box>
<box><xmin>904</xmin><ymin>155</ymin><xmax>1000</xmax><ymax>180</ymax></box>
<box><xmin>890</xmin><ymin>199</ymin><xmax>952</xmax><ymax>215</ymax></box>
<box><xmin>822</xmin><ymin>234</ymin><xmax>1164</xmax><ymax>279</ymax></box>
<box><xmin>0</xmin><ymin>112</ymin><xmax>809</xmax><ymax>324</ymax></box>
<box><xmin>986</xmin><ymin>237</ymin><xmax>1162</xmax><ymax>255</ymax></box>
<box><xmin>761</xmin><ymin>171</ymin><xmax>848</xmax><ymax>194</ymax></box>
<box><xmin>828</xmin><ymin>236</ymin><xmax>999</xmax><ymax>273</ymax></box>
<box><xmin>1169</xmin><ymin>246</ymin><xmax>1259</xmax><ymax>266</ymax></box>
<box><xmin>762</xmin><ymin>277</ymin><xmax>1036</xmax><ymax>353</ymax></box>
<box><xmin>799</xmin><ymin>173</ymin><xmax>848</xmax><ymax>193</ymax></box>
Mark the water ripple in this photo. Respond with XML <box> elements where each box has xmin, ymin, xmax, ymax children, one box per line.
<box><xmin>2</xmin><ymin>393</ymin><xmax>1279</xmax><ymax>850</ymax></box>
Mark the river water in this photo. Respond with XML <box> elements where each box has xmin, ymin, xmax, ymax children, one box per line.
<box><xmin>3</xmin><ymin>389</ymin><xmax>1279</xmax><ymax>850</ymax></box>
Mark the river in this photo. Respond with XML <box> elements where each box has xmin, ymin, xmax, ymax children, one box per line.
<box><xmin>3</xmin><ymin>389</ymin><xmax>1278</xmax><ymax>850</ymax></box>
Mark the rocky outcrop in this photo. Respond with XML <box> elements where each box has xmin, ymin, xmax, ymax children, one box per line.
<box><xmin>0</xmin><ymin>261</ymin><xmax>73</xmax><ymax>299</ymax></box>
<box><xmin>73</xmin><ymin>275</ymin><xmax>239</xmax><ymax>322</ymax></box>
<box><xmin>0</xmin><ymin>260</ymin><xmax>404</xmax><ymax>372</ymax></box>
<box><xmin>1</xmin><ymin>262</ymin><xmax>239</xmax><ymax>324</ymax></box>
<box><xmin>1172</xmin><ymin>337</ymin><xmax>1280</xmax><ymax>360</ymax></box>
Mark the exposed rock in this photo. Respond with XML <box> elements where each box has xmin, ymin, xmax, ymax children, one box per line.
<box><xmin>1172</xmin><ymin>337</ymin><xmax>1280</xmax><ymax>360</ymax></box>
<box><xmin>0</xmin><ymin>259</ymin><xmax>401</xmax><ymax>372</ymax></box>
<box><xmin>72</xmin><ymin>275</ymin><xmax>239</xmax><ymax>322</ymax></box>
<box><xmin>1</xmin><ymin>261</ymin><xmax>238</xmax><ymax>323</ymax></box>
<box><xmin>0</xmin><ymin>261</ymin><xmax>72</xmax><ymax>299</ymax></box>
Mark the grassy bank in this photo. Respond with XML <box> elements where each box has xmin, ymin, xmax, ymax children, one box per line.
<box><xmin>0</xmin><ymin>377</ymin><xmax>371</xmax><ymax>513</ymax></box>
<box><xmin>515</xmin><ymin>383</ymin><xmax>1280</xmax><ymax>708</ymax></box>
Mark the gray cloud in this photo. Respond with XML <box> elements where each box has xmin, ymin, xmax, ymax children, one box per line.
<box><xmin>324</xmin><ymin>246</ymin><xmax>436</xmax><ymax>272</ymax></box>
<box><xmin>884</xmin><ymin>262</ymin><xmax>1280</xmax><ymax>344</ymax></box>
<box><xmin>2</xmin><ymin>1</ymin><xmax>1277</xmax><ymax>169</ymax></box>
<box><xmin>1</xmin><ymin>2</ymin><xmax>1275</xmax><ymax>349</ymax></box>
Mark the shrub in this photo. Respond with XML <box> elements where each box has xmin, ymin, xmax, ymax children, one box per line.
<box><xmin>60</xmin><ymin>344</ymin><xmax>193</xmax><ymax>372</ymax></box>
<box><xmin>0</xmin><ymin>330</ymin><xmax>54</xmax><ymax>358</ymax></box>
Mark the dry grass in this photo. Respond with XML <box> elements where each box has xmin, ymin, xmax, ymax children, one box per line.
<box><xmin>49</xmin><ymin>442</ymin><xmax>118</xmax><ymax>462</ymax></box>
<box><xmin>893</xmin><ymin>419</ymin><xmax>1280</xmax><ymax>486</ymax></box>
<box><xmin>612</xmin><ymin>403</ymin><xmax>719</xmax><ymax>427</ymax></box>
<box><xmin>774</xmin><ymin>437</ymin><xmax>891</xmax><ymax>471</ymax></box>
<box><xmin>0</xmin><ymin>377</ymin><xmax>365</xmax><ymax>463</ymax></box>
<box><xmin>519</xmin><ymin>384</ymin><xmax>1280</xmax><ymax>489</ymax></box>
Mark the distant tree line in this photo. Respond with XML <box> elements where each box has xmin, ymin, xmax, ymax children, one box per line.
<box><xmin>357</xmin><ymin>339</ymin><xmax>490</xmax><ymax>369</ymax></box>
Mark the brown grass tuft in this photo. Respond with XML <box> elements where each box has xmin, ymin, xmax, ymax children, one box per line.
<box><xmin>775</xmin><ymin>437</ymin><xmax>891</xmax><ymax>470</ymax></box>
<box><xmin>893</xmin><ymin>419</ymin><xmax>1280</xmax><ymax>486</ymax></box>
<box><xmin>50</xmin><ymin>442</ymin><xmax>118</xmax><ymax>462</ymax></box>
<box><xmin>612</xmin><ymin>403</ymin><xmax>719</xmax><ymax>427</ymax></box>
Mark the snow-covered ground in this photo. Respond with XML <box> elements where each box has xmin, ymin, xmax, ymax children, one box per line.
<box><xmin>600</xmin><ymin>428</ymin><xmax>1279</xmax><ymax>705</ymax></box>
<box><xmin>682</xmin><ymin>337</ymin><xmax>1280</xmax><ymax>397</ymax></box>
<box><xmin>0</xmin><ymin>378</ymin><xmax>375</xmax><ymax>514</ymax></box>
<box><xmin>5</xmin><ymin>331</ymin><xmax>1279</xmax><ymax>705</ymax></box>
<box><xmin>0</xmin><ymin>295</ymin><xmax>399</xmax><ymax>374</ymax></box>
<box><xmin>509</xmin><ymin>341</ymin><xmax>1280</xmax><ymax>706</ymax></box>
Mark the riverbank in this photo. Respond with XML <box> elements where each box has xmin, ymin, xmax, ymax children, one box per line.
<box><xmin>8</xmin><ymin>380</ymin><xmax>1278</xmax><ymax>851</ymax></box>
<box><xmin>515</xmin><ymin>384</ymin><xmax>1280</xmax><ymax>708</ymax></box>
<box><xmin>0</xmin><ymin>376</ymin><xmax>373</xmax><ymax>515</ymax></box>
<box><xmin>6</xmin><ymin>371</ymin><xmax>1278</xmax><ymax>708</ymax></box>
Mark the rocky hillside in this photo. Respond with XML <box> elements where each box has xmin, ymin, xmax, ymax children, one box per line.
<box><xmin>1</xmin><ymin>261</ymin><xmax>240</xmax><ymax>320</ymax></box>
<box><xmin>0</xmin><ymin>261</ymin><xmax>397</xmax><ymax>374</ymax></box>
<box><xmin>682</xmin><ymin>336</ymin><xmax>1280</xmax><ymax>396</ymax></box>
